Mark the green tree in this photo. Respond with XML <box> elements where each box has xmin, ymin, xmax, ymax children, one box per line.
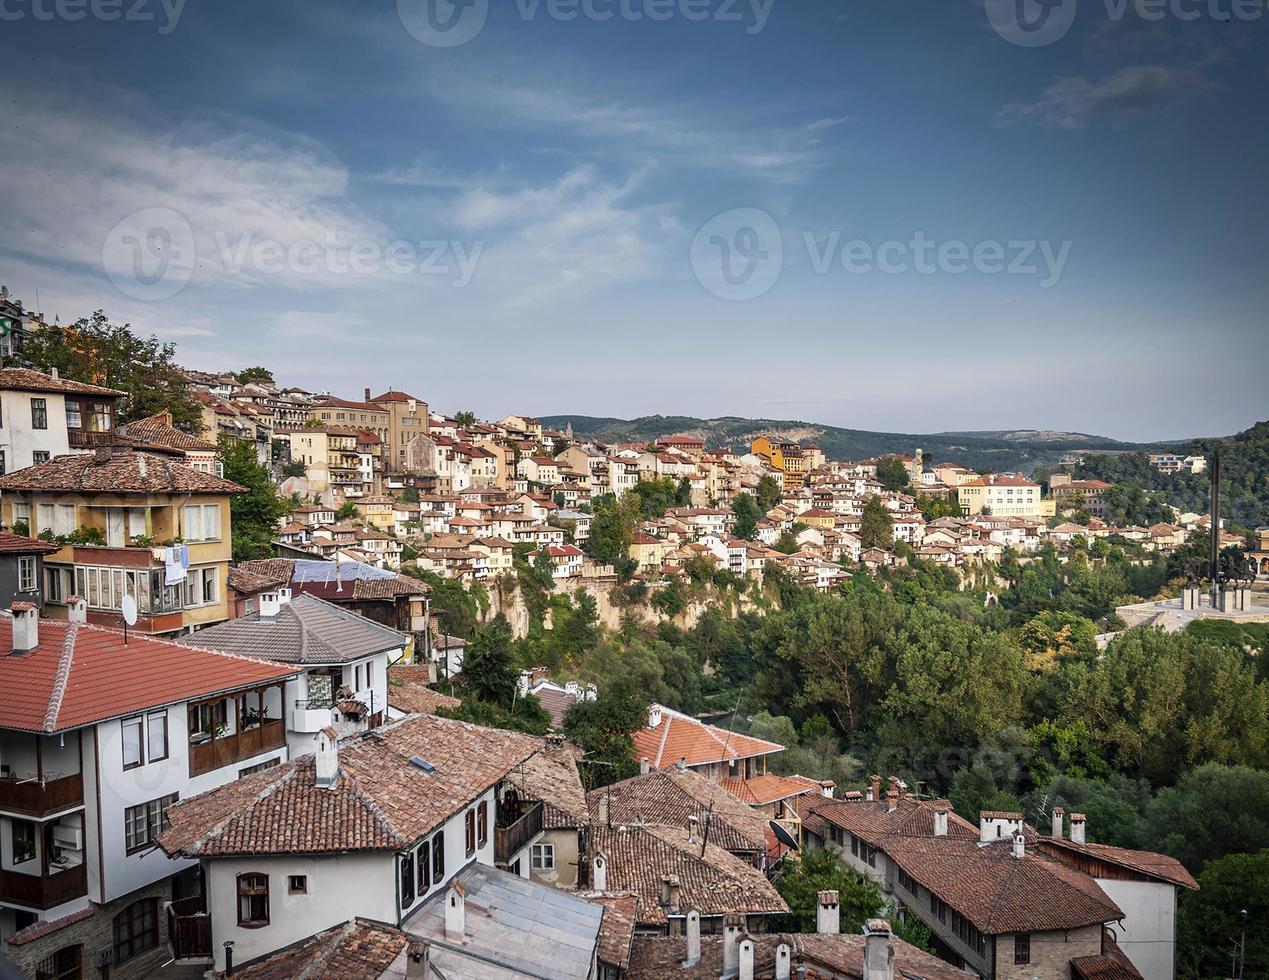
<box><xmin>563</xmin><ymin>675</ymin><xmax>649</xmax><ymax>789</ymax></box>
<box><xmin>774</xmin><ymin>848</ymin><xmax>884</xmax><ymax>933</ymax></box>
<box><xmin>454</xmin><ymin>410</ymin><xmax>477</xmax><ymax>427</ymax></box>
<box><xmin>235</xmin><ymin>366</ymin><xmax>274</xmax><ymax>385</ymax></box>
<box><xmin>875</xmin><ymin>458</ymin><xmax>910</xmax><ymax>492</ymax></box>
<box><xmin>731</xmin><ymin>492</ymin><xmax>761</xmax><ymax>541</ymax></box>
<box><xmin>587</xmin><ymin>493</ymin><xmax>642</xmax><ymax>566</ymax></box>
<box><xmin>915</xmin><ymin>493</ymin><xmax>960</xmax><ymax>520</ymax></box>
<box><xmin>459</xmin><ymin>615</ymin><xmax>519</xmax><ymax>705</ymax></box>
<box><xmin>336</xmin><ymin>500</ymin><xmax>359</xmax><ymax>521</ymax></box>
<box><xmin>219</xmin><ymin>436</ymin><xmax>286</xmax><ymax>560</ymax></box>
<box><xmin>1178</xmin><ymin>850</ymin><xmax>1269</xmax><ymax>980</ymax></box>
<box><xmin>859</xmin><ymin>497</ymin><xmax>894</xmax><ymax>551</ymax></box>
<box><xmin>22</xmin><ymin>311</ymin><xmax>204</xmax><ymax>430</ymax></box>
<box><xmin>756</xmin><ymin>475</ymin><xmax>782</xmax><ymax>510</ymax></box>
<box><xmin>1145</xmin><ymin>764</ymin><xmax>1269</xmax><ymax>873</ymax></box>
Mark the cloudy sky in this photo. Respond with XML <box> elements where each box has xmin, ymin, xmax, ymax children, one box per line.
<box><xmin>1</xmin><ymin>0</ymin><xmax>1265</xmax><ymax>440</ymax></box>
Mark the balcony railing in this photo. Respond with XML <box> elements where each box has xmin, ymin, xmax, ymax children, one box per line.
<box><xmin>0</xmin><ymin>863</ymin><xmax>87</xmax><ymax>910</ymax></box>
<box><xmin>0</xmin><ymin>773</ymin><xmax>84</xmax><ymax>817</ymax></box>
<box><xmin>495</xmin><ymin>800</ymin><xmax>544</xmax><ymax>865</ymax></box>
<box><xmin>188</xmin><ymin>719</ymin><xmax>285</xmax><ymax>777</ymax></box>
<box><xmin>167</xmin><ymin>898</ymin><xmax>212</xmax><ymax>961</ymax></box>
<box><xmin>67</xmin><ymin>429</ymin><xmax>114</xmax><ymax>449</ymax></box>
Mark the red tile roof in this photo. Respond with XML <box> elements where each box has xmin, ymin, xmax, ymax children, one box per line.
<box><xmin>631</xmin><ymin>706</ymin><xmax>784</xmax><ymax>769</ymax></box>
<box><xmin>232</xmin><ymin>919</ymin><xmax>409</xmax><ymax>980</ymax></box>
<box><xmin>0</xmin><ymin>450</ymin><xmax>244</xmax><ymax>495</ymax></box>
<box><xmin>0</xmin><ymin>367</ymin><xmax>125</xmax><ymax>398</ymax></box>
<box><xmin>0</xmin><ymin>531</ymin><xmax>58</xmax><ymax>555</ymax></box>
<box><xmin>1071</xmin><ymin>937</ymin><xmax>1144</xmax><ymax>979</ymax></box>
<box><xmin>1038</xmin><ymin>837</ymin><xmax>1199</xmax><ymax>890</ymax></box>
<box><xmin>118</xmin><ymin>412</ymin><xmax>219</xmax><ymax>453</ymax></box>
<box><xmin>0</xmin><ymin>614</ymin><xmax>298</xmax><ymax>734</ymax></box>
<box><xmin>719</xmin><ymin>773</ymin><xmax>818</xmax><ymax>807</ymax></box>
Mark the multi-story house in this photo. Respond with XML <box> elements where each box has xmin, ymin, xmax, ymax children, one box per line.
<box><xmin>0</xmin><ymin>604</ymin><xmax>299</xmax><ymax>977</ymax></box>
<box><xmin>158</xmin><ymin>713</ymin><xmax>568</xmax><ymax>972</ymax></box>
<box><xmin>116</xmin><ymin>411</ymin><xmax>220</xmax><ymax>475</ymax></box>
<box><xmin>957</xmin><ymin>473</ymin><xmax>1055</xmax><ymax>519</ymax></box>
<box><xmin>0</xmin><ymin>450</ymin><xmax>243</xmax><ymax>635</ymax></box>
<box><xmin>307</xmin><ymin>394</ymin><xmax>389</xmax><ymax>446</ymax></box>
<box><xmin>526</xmin><ymin>544</ymin><xmax>583</xmax><ymax>579</ymax></box>
<box><xmin>368</xmin><ymin>389</ymin><xmax>429</xmax><ymax>474</ymax></box>
<box><xmin>281</xmin><ymin>427</ymin><xmax>362</xmax><ymax>496</ymax></box>
<box><xmin>179</xmin><ymin>589</ymin><xmax>403</xmax><ymax>757</ymax></box>
<box><xmin>1048</xmin><ymin>475</ymin><xmax>1113</xmax><ymax>519</ymax></box>
<box><xmin>0</xmin><ymin>368</ymin><xmax>125</xmax><ymax>474</ymax></box>
<box><xmin>0</xmin><ymin>532</ymin><xmax>57</xmax><ymax>610</ymax></box>
<box><xmin>630</xmin><ymin>705</ymin><xmax>784</xmax><ymax>784</ymax></box>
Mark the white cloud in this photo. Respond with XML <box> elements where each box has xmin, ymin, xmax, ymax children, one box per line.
<box><xmin>995</xmin><ymin>64</ymin><xmax>1206</xmax><ymax>128</ymax></box>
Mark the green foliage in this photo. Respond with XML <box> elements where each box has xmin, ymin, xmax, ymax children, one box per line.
<box><xmin>406</xmin><ymin>568</ymin><xmax>483</xmax><ymax>640</ymax></box>
<box><xmin>651</xmin><ymin>578</ymin><xmax>688</xmax><ymax>617</ymax></box>
<box><xmin>235</xmin><ymin>366</ymin><xmax>274</xmax><ymax>385</ymax></box>
<box><xmin>459</xmin><ymin>615</ymin><xmax>518</xmax><ymax>706</ymax></box>
<box><xmin>756</xmin><ymin>475</ymin><xmax>782</xmax><ymax>510</ymax></box>
<box><xmin>1178</xmin><ymin>850</ymin><xmax>1269</xmax><ymax>980</ymax></box>
<box><xmin>1023</xmin><ymin>774</ymin><xmax>1150</xmax><ymax>848</ymax></box>
<box><xmin>586</xmin><ymin>493</ymin><xmax>642</xmax><ymax>566</ymax></box>
<box><xmin>949</xmin><ymin>763</ymin><xmax>1023</xmax><ymax>824</ymax></box>
<box><xmin>731</xmin><ymin>491</ymin><xmax>761</xmax><ymax>541</ymax></box>
<box><xmin>280</xmin><ymin>460</ymin><xmax>307</xmax><ymax>479</ymax></box>
<box><xmin>336</xmin><ymin>500</ymin><xmax>359</xmax><ymax>520</ymax></box>
<box><xmin>859</xmin><ymin>497</ymin><xmax>894</xmax><ymax>550</ymax></box>
<box><xmin>774</xmin><ymin>848</ymin><xmax>883</xmax><ymax>933</ymax></box>
<box><xmin>22</xmin><ymin>311</ymin><xmax>203</xmax><ymax>431</ymax></box>
<box><xmin>773</xmin><ymin>531</ymin><xmax>800</xmax><ymax>554</ymax></box>
<box><xmin>628</xmin><ymin>478</ymin><xmax>684</xmax><ymax>519</ymax></box>
<box><xmin>915</xmin><ymin>493</ymin><xmax>960</xmax><ymax>520</ymax></box>
<box><xmin>875</xmin><ymin>458</ymin><xmax>910</xmax><ymax>492</ymax></box>
<box><xmin>563</xmin><ymin>675</ymin><xmax>648</xmax><ymax>790</ymax></box>
<box><xmin>438</xmin><ymin>694</ymin><xmax>551</xmax><ymax>736</ymax></box>
<box><xmin>1099</xmin><ymin>483</ymin><xmax>1174</xmax><ymax>527</ymax></box>
<box><xmin>219</xmin><ymin>436</ymin><xmax>287</xmax><ymax>561</ymax></box>
<box><xmin>1145</xmin><ymin>765</ymin><xmax>1269</xmax><ymax>873</ymax></box>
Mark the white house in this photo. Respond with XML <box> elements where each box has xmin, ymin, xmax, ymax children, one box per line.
<box><xmin>0</xmin><ymin>368</ymin><xmax>125</xmax><ymax>475</ymax></box>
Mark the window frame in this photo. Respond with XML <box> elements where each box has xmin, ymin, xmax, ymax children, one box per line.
<box><xmin>112</xmin><ymin>898</ymin><xmax>158</xmax><ymax>964</ymax></box>
<box><xmin>465</xmin><ymin>808</ymin><xmax>477</xmax><ymax>857</ymax></box>
<box><xmin>477</xmin><ymin>799</ymin><xmax>488</xmax><ymax>848</ymax></box>
<box><xmin>121</xmin><ymin>716</ymin><xmax>144</xmax><ymax>770</ymax></box>
<box><xmin>432</xmin><ymin>829</ymin><xmax>445</xmax><ymax>882</ymax></box>
<box><xmin>288</xmin><ymin>874</ymin><xmax>307</xmax><ymax>895</ymax></box>
<box><xmin>17</xmin><ymin>556</ymin><xmax>37</xmax><ymax>593</ymax></box>
<box><xmin>11</xmin><ymin>818</ymin><xmax>37</xmax><ymax>865</ymax></box>
<box><xmin>123</xmin><ymin>793</ymin><xmax>177</xmax><ymax>854</ymax></box>
<box><xmin>399</xmin><ymin>851</ymin><xmax>415</xmax><ymax>908</ymax></box>
<box><xmin>236</xmin><ymin>873</ymin><xmax>270</xmax><ymax>928</ymax></box>
<box><xmin>1014</xmin><ymin>933</ymin><xmax>1031</xmax><ymax>965</ymax></box>
<box><xmin>530</xmin><ymin>842</ymin><xmax>554</xmax><ymax>871</ymax></box>
<box><xmin>146</xmin><ymin>711</ymin><xmax>169</xmax><ymax>763</ymax></box>
<box><xmin>30</xmin><ymin>397</ymin><xmax>48</xmax><ymax>431</ymax></box>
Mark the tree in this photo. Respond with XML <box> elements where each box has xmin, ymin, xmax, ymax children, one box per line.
<box><xmin>859</xmin><ymin>497</ymin><xmax>894</xmax><ymax>551</ymax></box>
<box><xmin>336</xmin><ymin>500</ymin><xmax>359</xmax><ymax>521</ymax></box>
<box><xmin>875</xmin><ymin>458</ymin><xmax>910</xmax><ymax>492</ymax></box>
<box><xmin>774</xmin><ymin>848</ymin><xmax>884</xmax><ymax>933</ymax></box>
<box><xmin>1177</xmin><ymin>850</ymin><xmax>1269</xmax><ymax>980</ymax></box>
<box><xmin>563</xmin><ymin>675</ymin><xmax>648</xmax><ymax>789</ymax></box>
<box><xmin>280</xmin><ymin>460</ymin><xmax>307</xmax><ymax>479</ymax></box>
<box><xmin>1145</xmin><ymin>764</ymin><xmax>1269</xmax><ymax>873</ymax></box>
<box><xmin>459</xmin><ymin>615</ymin><xmax>518</xmax><ymax>706</ymax></box>
<box><xmin>587</xmin><ymin>493</ymin><xmax>642</xmax><ymax>566</ymax></box>
<box><xmin>219</xmin><ymin>436</ymin><xmax>286</xmax><ymax>560</ymax></box>
<box><xmin>731</xmin><ymin>492</ymin><xmax>761</xmax><ymax>541</ymax></box>
<box><xmin>21</xmin><ymin>311</ymin><xmax>204</xmax><ymax>431</ymax></box>
<box><xmin>235</xmin><ymin>366</ymin><xmax>274</xmax><ymax>385</ymax></box>
<box><xmin>915</xmin><ymin>493</ymin><xmax>960</xmax><ymax>520</ymax></box>
<box><xmin>949</xmin><ymin>763</ymin><xmax>1022</xmax><ymax>824</ymax></box>
<box><xmin>454</xmin><ymin>410</ymin><xmax>477</xmax><ymax>427</ymax></box>
<box><xmin>756</xmin><ymin>475</ymin><xmax>782</xmax><ymax>510</ymax></box>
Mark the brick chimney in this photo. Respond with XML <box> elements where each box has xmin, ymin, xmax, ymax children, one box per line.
<box><xmin>315</xmin><ymin>727</ymin><xmax>339</xmax><ymax>789</ymax></box>
<box><xmin>1070</xmin><ymin>812</ymin><xmax>1087</xmax><ymax>844</ymax></box>
<box><xmin>774</xmin><ymin>943</ymin><xmax>792</xmax><ymax>980</ymax></box>
<box><xmin>682</xmin><ymin>909</ymin><xmax>701</xmax><ymax>968</ymax></box>
<box><xmin>739</xmin><ymin>936</ymin><xmax>755</xmax><ymax>980</ymax></box>
<box><xmin>444</xmin><ymin>881</ymin><xmax>465</xmax><ymax>940</ymax></box>
<box><xmin>1051</xmin><ymin>806</ymin><xmax>1065</xmax><ymax>839</ymax></box>
<box><xmin>862</xmin><ymin>919</ymin><xmax>895</xmax><ymax>980</ymax></box>
<box><xmin>364</xmin><ymin>387</ymin><xmax>372</xmax><ymax>403</ymax></box>
<box><xmin>66</xmin><ymin>596</ymin><xmax>87</xmax><ymax>624</ymax></box>
<box><xmin>721</xmin><ymin>915</ymin><xmax>744</xmax><ymax>977</ymax></box>
<box><xmin>816</xmin><ymin>890</ymin><xmax>840</xmax><ymax>935</ymax></box>
<box><xmin>10</xmin><ymin>603</ymin><xmax>38</xmax><ymax>655</ymax></box>
<box><xmin>869</xmin><ymin>774</ymin><xmax>881</xmax><ymax>802</ymax></box>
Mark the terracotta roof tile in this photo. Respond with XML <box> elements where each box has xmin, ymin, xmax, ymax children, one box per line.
<box><xmin>0</xmin><ymin>531</ymin><xmax>58</xmax><ymax>555</ymax></box>
<box><xmin>118</xmin><ymin>412</ymin><xmax>219</xmax><ymax>453</ymax></box>
<box><xmin>1039</xmin><ymin>837</ymin><xmax>1199</xmax><ymax>890</ymax></box>
<box><xmin>0</xmin><ymin>450</ymin><xmax>244</xmax><ymax>495</ymax></box>
<box><xmin>232</xmin><ymin>919</ymin><xmax>408</xmax><ymax>980</ymax></box>
<box><xmin>0</xmin><ymin>367</ymin><xmax>125</xmax><ymax>398</ymax></box>
<box><xmin>387</xmin><ymin>665</ymin><xmax>462</xmax><ymax>714</ymax></box>
<box><xmin>631</xmin><ymin>706</ymin><xmax>784</xmax><ymax>769</ymax></box>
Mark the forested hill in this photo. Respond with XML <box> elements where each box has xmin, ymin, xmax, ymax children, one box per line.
<box><xmin>540</xmin><ymin>414</ymin><xmax>1163</xmax><ymax>474</ymax></box>
<box><xmin>1075</xmin><ymin>419</ymin><xmax>1269</xmax><ymax>530</ymax></box>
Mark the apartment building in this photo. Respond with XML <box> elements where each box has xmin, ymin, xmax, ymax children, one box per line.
<box><xmin>0</xmin><ymin>450</ymin><xmax>243</xmax><ymax>635</ymax></box>
<box><xmin>368</xmin><ymin>389</ymin><xmax>429</xmax><ymax>474</ymax></box>
<box><xmin>280</xmin><ymin>426</ymin><xmax>365</xmax><ymax>496</ymax></box>
<box><xmin>0</xmin><ymin>606</ymin><xmax>298</xmax><ymax>977</ymax></box>
<box><xmin>957</xmin><ymin>473</ymin><xmax>1055</xmax><ymax>519</ymax></box>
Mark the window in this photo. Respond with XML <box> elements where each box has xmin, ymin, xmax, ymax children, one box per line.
<box><xmin>897</xmin><ymin>868</ymin><xmax>918</xmax><ymax>895</ymax></box>
<box><xmin>184</xmin><ymin>568</ymin><xmax>220</xmax><ymax>607</ymax></box>
<box><xmin>17</xmin><ymin>556</ymin><xmax>36</xmax><ymax>593</ymax></box>
<box><xmin>399</xmin><ymin>851</ymin><xmax>415</xmax><ymax>907</ymax></box>
<box><xmin>11</xmin><ymin>819</ymin><xmax>36</xmax><ymax>864</ymax></box>
<box><xmin>1014</xmin><ymin>934</ymin><xmax>1031</xmax><ymax>965</ymax></box>
<box><xmin>146</xmin><ymin>711</ymin><xmax>168</xmax><ymax>762</ymax></box>
<box><xmin>416</xmin><ymin>840</ymin><xmax>431</xmax><ymax>893</ymax></box>
<box><xmin>123</xmin><ymin>794</ymin><xmax>177</xmax><ymax>853</ymax></box>
<box><xmin>182</xmin><ymin>504</ymin><xmax>221</xmax><ymax>542</ymax></box>
<box><xmin>432</xmin><ymin>829</ymin><xmax>445</xmax><ymax>882</ymax></box>
<box><xmin>288</xmin><ymin>875</ymin><xmax>307</xmax><ymax>895</ymax></box>
<box><xmin>32</xmin><ymin>451</ymin><xmax>50</xmax><ymax>464</ymax></box>
<box><xmin>31</xmin><ymin>398</ymin><xmax>48</xmax><ymax>430</ymax></box>
<box><xmin>189</xmin><ymin>700</ymin><xmax>228</xmax><ymax>740</ymax></box>
<box><xmin>34</xmin><ymin>944</ymin><xmax>81</xmax><ymax>980</ymax></box>
<box><xmin>65</xmin><ymin>400</ymin><xmax>81</xmax><ymax>430</ymax></box>
<box><xmin>236</xmin><ymin>874</ymin><xmax>269</xmax><ymax>927</ymax></box>
<box><xmin>465</xmin><ymin>808</ymin><xmax>477</xmax><ymax>857</ymax></box>
<box><xmin>112</xmin><ymin>898</ymin><xmax>158</xmax><ymax>963</ymax></box>
<box><xmin>122</xmin><ymin>716</ymin><xmax>144</xmax><ymax>769</ymax></box>
<box><xmin>477</xmin><ymin>800</ymin><xmax>488</xmax><ymax>848</ymax></box>
<box><xmin>531</xmin><ymin>842</ymin><xmax>554</xmax><ymax>871</ymax></box>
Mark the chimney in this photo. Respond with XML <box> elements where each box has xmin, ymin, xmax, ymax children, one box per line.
<box><xmin>816</xmin><ymin>890</ymin><xmax>840</xmax><ymax>935</ymax></box>
<box><xmin>676</xmin><ymin>757</ymin><xmax>687</xmax><ymax>772</ymax></box>
<box><xmin>315</xmin><ymin>727</ymin><xmax>339</xmax><ymax>788</ymax></box>
<box><xmin>660</xmin><ymin>875</ymin><xmax>681</xmax><ymax>913</ymax></box>
<box><xmin>640</xmin><ymin>756</ymin><xmax>650</xmax><ymax>775</ymax></box>
<box><xmin>1070</xmin><ymin>812</ymin><xmax>1087</xmax><ymax>844</ymax></box>
<box><xmin>50</xmin><ymin>367</ymin><xmax>60</xmax><ymax>380</ymax></box>
<box><xmin>682</xmin><ymin>909</ymin><xmax>701</xmax><ymax>968</ymax></box>
<box><xmin>364</xmin><ymin>387</ymin><xmax>372</xmax><ymax>402</ymax></box>
<box><xmin>722</xmin><ymin>915</ymin><xmax>744</xmax><ymax>977</ymax></box>
<box><xmin>862</xmin><ymin>919</ymin><xmax>895</xmax><ymax>980</ymax></box>
<box><xmin>592</xmin><ymin>851</ymin><xmax>607</xmax><ymax>891</ymax></box>
<box><xmin>687</xmin><ymin>815</ymin><xmax>699</xmax><ymax>843</ymax></box>
<box><xmin>1012</xmin><ymin>832</ymin><xmax>1026</xmax><ymax>860</ymax></box>
<box><xmin>444</xmin><ymin>881</ymin><xmax>465</xmax><ymax>940</ymax></box>
<box><xmin>10</xmin><ymin>603</ymin><xmax>38</xmax><ymax>655</ymax></box>
<box><xmin>774</xmin><ymin>943</ymin><xmax>792</xmax><ymax>980</ymax></box>
<box><xmin>648</xmin><ymin>705</ymin><xmax>663</xmax><ymax>729</ymax></box>
<box><xmin>406</xmin><ymin>940</ymin><xmax>430</xmax><ymax>979</ymax></box>
<box><xmin>933</xmin><ymin>807</ymin><xmax>948</xmax><ymax>837</ymax></box>
<box><xmin>739</xmin><ymin>936</ymin><xmax>755</xmax><ymax>980</ymax></box>
<box><xmin>259</xmin><ymin>588</ymin><xmax>291</xmax><ymax>619</ymax></box>
<box><xmin>66</xmin><ymin>596</ymin><xmax>87</xmax><ymax>624</ymax></box>
<box><xmin>869</xmin><ymin>774</ymin><xmax>881</xmax><ymax>802</ymax></box>
<box><xmin>1051</xmin><ymin>806</ymin><xmax>1065</xmax><ymax>839</ymax></box>
<box><xmin>517</xmin><ymin>670</ymin><xmax>530</xmax><ymax>698</ymax></box>
<box><xmin>597</xmin><ymin>795</ymin><xmax>609</xmax><ymax>827</ymax></box>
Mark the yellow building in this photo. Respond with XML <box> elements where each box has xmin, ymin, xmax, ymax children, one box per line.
<box><xmin>370</xmin><ymin>389</ymin><xmax>430</xmax><ymax>474</ymax></box>
<box><xmin>307</xmin><ymin>394</ymin><xmax>390</xmax><ymax>444</ymax></box>
<box><xmin>957</xmin><ymin>474</ymin><xmax>1056</xmax><ymax>518</ymax></box>
<box><xmin>750</xmin><ymin>437</ymin><xmax>807</xmax><ymax>492</ymax></box>
<box><xmin>355</xmin><ymin>494</ymin><xmax>397</xmax><ymax>531</ymax></box>
<box><xmin>0</xmin><ymin>449</ymin><xmax>242</xmax><ymax>635</ymax></box>
<box><xmin>282</xmin><ymin>426</ymin><xmax>362</xmax><ymax>495</ymax></box>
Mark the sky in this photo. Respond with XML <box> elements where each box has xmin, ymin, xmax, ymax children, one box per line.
<box><xmin>0</xmin><ymin>0</ymin><xmax>1265</xmax><ymax>441</ymax></box>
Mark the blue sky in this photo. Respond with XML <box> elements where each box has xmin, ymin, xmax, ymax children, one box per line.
<box><xmin>1</xmin><ymin>0</ymin><xmax>1265</xmax><ymax>440</ymax></box>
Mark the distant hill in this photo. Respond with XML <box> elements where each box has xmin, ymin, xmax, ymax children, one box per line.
<box><xmin>539</xmin><ymin>415</ymin><xmax>1171</xmax><ymax>474</ymax></box>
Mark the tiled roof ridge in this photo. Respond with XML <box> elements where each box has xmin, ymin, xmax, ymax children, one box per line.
<box><xmin>42</xmin><ymin>622</ymin><xmax>79</xmax><ymax>733</ymax></box>
<box><xmin>198</xmin><ymin>765</ymin><xmax>302</xmax><ymax>852</ymax></box>
<box><xmin>294</xmin><ymin>920</ymin><xmax>360</xmax><ymax>980</ymax></box>
<box><xmin>654</xmin><ymin>713</ymin><xmax>672</xmax><ymax>767</ymax></box>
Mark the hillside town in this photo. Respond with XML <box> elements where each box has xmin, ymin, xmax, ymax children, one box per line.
<box><xmin>0</xmin><ymin>294</ymin><xmax>1265</xmax><ymax>980</ymax></box>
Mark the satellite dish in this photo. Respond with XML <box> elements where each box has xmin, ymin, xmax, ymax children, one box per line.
<box><xmin>769</xmin><ymin>820</ymin><xmax>799</xmax><ymax>851</ymax></box>
<box><xmin>121</xmin><ymin>595</ymin><xmax>138</xmax><ymax>627</ymax></box>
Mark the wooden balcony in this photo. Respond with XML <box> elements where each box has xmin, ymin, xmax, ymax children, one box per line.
<box><xmin>495</xmin><ymin>800</ymin><xmax>543</xmax><ymax>866</ymax></box>
<box><xmin>188</xmin><ymin>719</ymin><xmax>285</xmax><ymax>777</ymax></box>
<box><xmin>0</xmin><ymin>773</ymin><xmax>83</xmax><ymax>817</ymax></box>
<box><xmin>168</xmin><ymin>897</ymin><xmax>212</xmax><ymax>961</ymax></box>
<box><xmin>67</xmin><ymin>429</ymin><xmax>115</xmax><ymax>449</ymax></box>
<box><xmin>0</xmin><ymin>863</ymin><xmax>87</xmax><ymax>910</ymax></box>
